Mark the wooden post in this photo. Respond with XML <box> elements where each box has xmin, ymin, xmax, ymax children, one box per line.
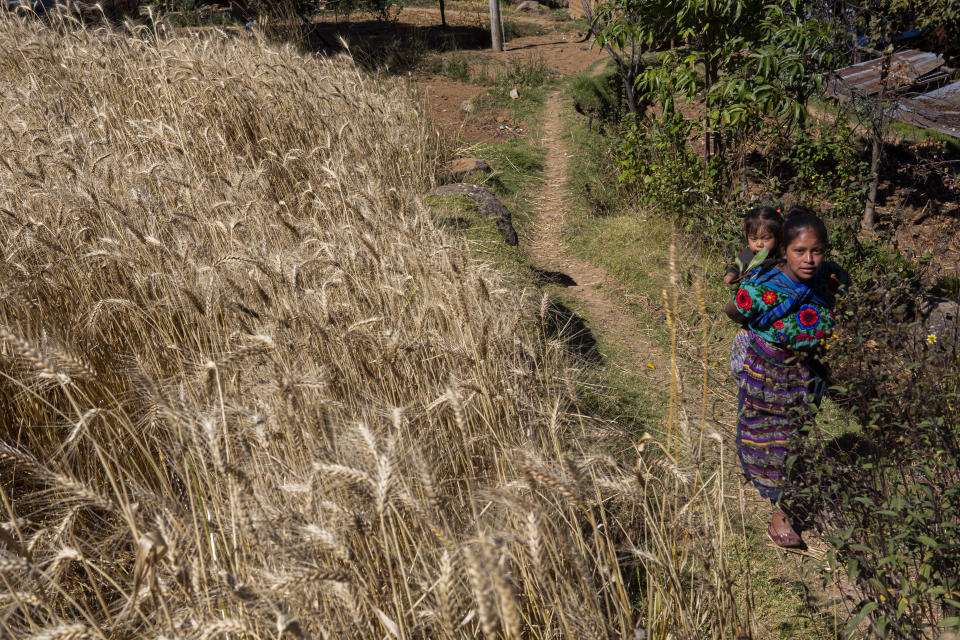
<box><xmin>490</xmin><ymin>0</ymin><xmax>503</xmax><ymax>51</ymax></box>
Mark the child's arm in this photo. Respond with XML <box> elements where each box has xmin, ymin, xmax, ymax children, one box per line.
<box><xmin>722</xmin><ymin>265</ymin><xmax>739</xmax><ymax>286</ymax></box>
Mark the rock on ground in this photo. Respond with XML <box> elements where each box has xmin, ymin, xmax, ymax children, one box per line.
<box><xmin>918</xmin><ymin>296</ymin><xmax>959</xmax><ymax>347</ymax></box>
<box><xmin>437</xmin><ymin>158</ymin><xmax>491</xmax><ymax>185</ymax></box>
<box><xmin>515</xmin><ymin>0</ymin><xmax>543</xmax><ymax>12</ymax></box>
<box><xmin>425</xmin><ymin>183</ymin><xmax>518</xmax><ymax>246</ymax></box>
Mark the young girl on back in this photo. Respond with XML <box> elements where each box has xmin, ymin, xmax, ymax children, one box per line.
<box><xmin>723</xmin><ymin>206</ymin><xmax>784</xmax><ymax>286</ymax></box>
<box><xmin>726</xmin><ymin>207</ymin><xmax>783</xmax><ymax>376</ymax></box>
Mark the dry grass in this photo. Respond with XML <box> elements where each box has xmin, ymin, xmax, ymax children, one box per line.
<box><xmin>0</xmin><ymin>11</ymin><xmax>744</xmax><ymax>639</ymax></box>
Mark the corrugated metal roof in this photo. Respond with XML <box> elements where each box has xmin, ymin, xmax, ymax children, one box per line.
<box><xmin>897</xmin><ymin>81</ymin><xmax>960</xmax><ymax>138</ymax></box>
<box><xmin>828</xmin><ymin>49</ymin><xmax>960</xmax><ymax>138</ymax></box>
<box><xmin>829</xmin><ymin>50</ymin><xmax>946</xmax><ymax>98</ymax></box>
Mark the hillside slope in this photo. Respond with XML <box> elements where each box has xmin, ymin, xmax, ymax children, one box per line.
<box><xmin>0</xmin><ymin>12</ymin><xmax>740</xmax><ymax>640</ymax></box>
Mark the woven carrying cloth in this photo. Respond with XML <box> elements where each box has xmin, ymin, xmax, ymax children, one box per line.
<box><xmin>730</xmin><ymin>328</ymin><xmax>751</xmax><ymax>377</ymax></box>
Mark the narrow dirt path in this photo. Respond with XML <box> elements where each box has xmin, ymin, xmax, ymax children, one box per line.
<box><xmin>525</xmin><ymin>87</ymin><xmax>852</xmax><ymax>639</ymax></box>
<box><xmin>527</xmin><ymin>91</ymin><xmax>670</xmax><ymax>384</ymax></box>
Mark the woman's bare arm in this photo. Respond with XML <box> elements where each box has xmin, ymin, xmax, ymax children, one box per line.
<box><xmin>724</xmin><ymin>298</ymin><xmax>747</xmax><ymax>324</ymax></box>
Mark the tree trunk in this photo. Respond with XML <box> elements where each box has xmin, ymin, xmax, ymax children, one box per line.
<box><xmin>624</xmin><ymin>79</ymin><xmax>637</xmax><ymax>114</ymax></box>
<box><xmin>439</xmin><ymin>0</ymin><xmax>446</xmax><ymax>26</ymax></box>
<box><xmin>489</xmin><ymin>0</ymin><xmax>503</xmax><ymax>51</ymax></box>
<box><xmin>862</xmin><ymin>50</ymin><xmax>892</xmax><ymax>234</ymax></box>
<box><xmin>862</xmin><ymin>133</ymin><xmax>882</xmax><ymax>232</ymax></box>
<box><xmin>703</xmin><ymin>56</ymin><xmax>713</xmax><ymax>171</ymax></box>
<box><xmin>740</xmin><ymin>151</ymin><xmax>748</xmax><ymax>198</ymax></box>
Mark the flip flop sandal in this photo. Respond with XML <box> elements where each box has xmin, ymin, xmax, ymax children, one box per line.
<box><xmin>767</xmin><ymin>521</ymin><xmax>806</xmax><ymax>550</ymax></box>
<box><xmin>767</xmin><ymin>522</ymin><xmax>807</xmax><ymax>549</ymax></box>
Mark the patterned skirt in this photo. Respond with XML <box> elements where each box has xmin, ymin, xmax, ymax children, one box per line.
<box><xmin>736</xmin><ymin>332</ymin><xmax>823</xmax><ymax>502</ymax></box>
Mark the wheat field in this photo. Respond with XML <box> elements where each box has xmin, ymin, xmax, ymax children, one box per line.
<box><xmin>0</xmin><ymin>11</ymin><xmax>741</xmax><ymax>639</ymax></box>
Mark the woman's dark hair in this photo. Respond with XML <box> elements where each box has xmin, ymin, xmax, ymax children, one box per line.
<box><xmin>743</xmin><ymin>206</ymin><xmax>783</xmax><ymax>239</ymax></box>
<box><xmin>781</xmin><ymin>205</ymin><xmax>829</xmax><ymax>249</ymax></box>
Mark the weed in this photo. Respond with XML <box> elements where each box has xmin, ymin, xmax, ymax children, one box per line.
<box><xmin>473</xmin><ymin>56</ymin><xmax>552</xmax><ymax>88</ymax></box>
<box><xmin>502</xmin><ymin>18</ymin><xmax>547</xmax><ymax>40</ymax></box>
<box><xmin>440</xmin><ymin>52</ymin><xmax>471</xmax><ymax>81</ymax></box>
<box><xmin>933</xmin><ymin>275</ymin><xmax>960</xmax><ymax>300</ymax></box>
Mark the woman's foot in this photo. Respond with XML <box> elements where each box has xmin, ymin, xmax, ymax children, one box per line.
<box><xmin>767</xmin><ymin>509</ymin><xmax>805</xmax><ymax>549</ymax></box>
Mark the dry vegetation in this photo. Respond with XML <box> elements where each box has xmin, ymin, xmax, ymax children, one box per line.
<box><xmin>0</xmin><ymin>12</ymin><xmax>743</xmax><ymax>639</ymax></box>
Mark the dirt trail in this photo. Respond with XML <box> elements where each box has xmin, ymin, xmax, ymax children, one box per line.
<box><xmin>527</xmin><ymin>91</ymin><xmax>670</xmax><ymax>384</ymax></box>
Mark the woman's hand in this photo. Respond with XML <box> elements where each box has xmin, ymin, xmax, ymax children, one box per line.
<box><xmin>724</xmin><ymin>297</ymin><xmax>747</xmax><ymax>324</ymax></box>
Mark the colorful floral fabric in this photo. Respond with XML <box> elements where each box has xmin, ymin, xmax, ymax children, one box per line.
<box><xmin>733</xmin><ymin>262</ymin><xmax>847</xmax><ymax>350</ymax></box>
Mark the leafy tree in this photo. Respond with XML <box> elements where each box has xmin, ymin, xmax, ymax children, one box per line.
<box><xmin>583</xmin><ymin>0</ymin><xmax>657</xmax><ymax>115</ymax></box>
<box><xmin>846</xmin><ymin>0</ymin><xmax>960</xmax><ymax>233</ymax></box>
<box><xmin>638</xmin><ymin>0</ymin><xmax>838</xmax><ymax>185</ymax></box>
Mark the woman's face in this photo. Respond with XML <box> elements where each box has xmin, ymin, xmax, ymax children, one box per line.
<box><xmin>780</xmin><ymin>228</ymin><xmax>825</xmax><ymax>282</ymax></box>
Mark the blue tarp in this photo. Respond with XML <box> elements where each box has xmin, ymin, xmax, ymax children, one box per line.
<box><xmin>5</xmin><ymin>0</ymin><xmax>65</xmax><ymax>12</ymax></box>
<box><xmin>856</xmin><ymin>26</ymin><xmax>923</xmax><ymax>47</ymax></box>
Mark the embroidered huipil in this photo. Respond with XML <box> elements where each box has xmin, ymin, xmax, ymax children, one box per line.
<box><xmin>734</xmin><ymin>262</ymin><xmax>847</xmax><ymax>350</ymax></box>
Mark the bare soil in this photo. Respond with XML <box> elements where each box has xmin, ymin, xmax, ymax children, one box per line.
<box><xmin>527</xmin><ymin>92</ymin><xmax>673</xmax><ymax>387</ymax></box>
<box><xmin>415</xmin><ymin>30</ymin><xmax>603</xmax><ymax>142</ymax></box>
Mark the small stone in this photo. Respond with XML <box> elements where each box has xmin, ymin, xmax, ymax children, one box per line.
<box><xmin>509</xmin><ymin>88</ymin><xmax>520</xmax><ymax>100</ymax></box>
<box><xmin>437</xmin><ymin>158</ymin><xmax>492</xmax><ymax>184</ymax></box>
<box><xmin>459</xmin><ymin>99</ymin><xmax>474</xmax><ymax>113</ymax></box>
<box><xmin>515</xmin><ymin>0</ymin><xmax>542</xmax><ymax>12</ymax></box>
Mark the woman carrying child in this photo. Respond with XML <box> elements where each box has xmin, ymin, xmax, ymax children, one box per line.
<box><xmin>724</xmin><ymin>207</ymin><xmax>848</xmax><ymax>549</ymax></box>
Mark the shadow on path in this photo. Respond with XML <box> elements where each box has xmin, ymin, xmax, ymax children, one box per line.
<box><xmin>541</xmin><ymin>299</ymin><xmax>600</xmax><ymax>362</ymax></box>
<box><xmin>532</xmin><ymin>267</ymin><xmax>577</xmax><ymax>287</ymax></box>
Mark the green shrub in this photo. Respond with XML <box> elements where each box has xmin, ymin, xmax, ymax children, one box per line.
<box><xmin>441</xmin><ymin>53</ymin><xmax>470</xmax><ymax>82</ymax></box>
<box><xmin>501</xmin><ymin>56</ymin><xmax>550</xmax><ymax>87</ymax></box>
<box><xmin>792</xmin><ymin>278</ymin><xmax>960</xmax><ymax>639</ymax></box>
<box><xmin>568</xmin><ymin>62</ymin><xmax>625</xmax><ymax>129</ymax></box>
<box><xmin>617</xmin><ymin>112</ymin><xmax>734</xmax><ymax>242</ymax></box>
<box><xmin>473</xmin><ymin>57</ymin><xmax>551</xmax><ymax>88</ymax></box>
<box><xmin>780</xmin><ymin>120</ymin><xmax>881</xmax><ymax>281</ymax></box>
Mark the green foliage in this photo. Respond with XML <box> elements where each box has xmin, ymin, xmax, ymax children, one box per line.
<box><xmin>441</xmin><ymin>53</ymin><xmax>470</xmax><ymax>82</ymax></box>
<box><xmin>565</xmin><ymin>73</ymin><xmax>625</xmax><ymax>215</ymax></box>
<box><xmin>782</xmin><ymin>123</ymin><xmax>866</xmax><ymax>237</ymax></box>
<box><xmin>777</xmin><ymin>120</ymin><xmax>920</xmax><ymax>286</ymax></box>
<box><xmin>792</xmin><ymin>280</ymin><xmax>960</xmax><ymax>639</ymax></box>
<box><xmin>774</xmin><ymin>121</ymin><xmax>958</xmax><ymax>639</ymax></box>
<box><xmin>617</xmin><ymin>112</ymin><xmax>737</xmax><ymax>240</ymax></box>
<box><xmin>714</xmin><ymin>5</ymin><xmax>840</xmax><ymax>127</ymax></box>
<box><xmin>474</xmin><ymin>57</ymin><xmax>552</xmax><ymax>88</ymax></box>
<box><xmin>567</xmin><ymin>61</ymin><xmax>625</xmax><ymax>128</ymax></box>
<box><xmin>635</xmin><ymin>0</ymin><xmax>840</xmax><ymax>178</ymax></box>
<box><xmin>854</xmin><ymin>0</ymin><xmax>960</xmax><ymax>50</ymax></box>
<box><xmin>587</xmin><ymin>0</ymin><xmax>653</xmax><ymax>113</ymax></box>
<box><xmin>500</xmin><ymin>56</ymin><xmax>551</xmax><ymax>87</ymax></box>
